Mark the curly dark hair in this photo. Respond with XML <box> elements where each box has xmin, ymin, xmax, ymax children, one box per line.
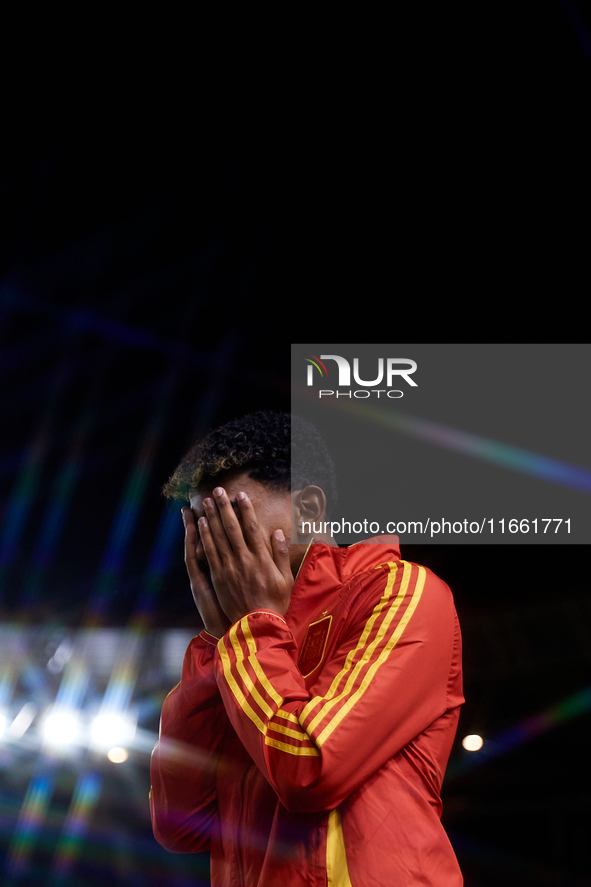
<box><xmin>163</xmin><ymin>410</ymin><xmax>338</xmax><ymax>515</ymax></box>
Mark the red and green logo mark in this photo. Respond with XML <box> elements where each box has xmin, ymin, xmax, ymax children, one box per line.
<box><xmin>303</xmin><ymin>354</ymin><xmax>329</xmax><ymax>381</ymax></box>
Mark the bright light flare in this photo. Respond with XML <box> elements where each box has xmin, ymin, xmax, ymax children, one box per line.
<box><xmin>462</xmin><ymin>734</ymin><xmax>484</xmax><ymax>751</ymax></box>
<box><xmin>107</xmin><ymin>747</ymin><xmax>129</xmax><ymax>763</ymax></box>
<box><xmin>90</xmin><ymin>712</ymin><xmax>136</xmax><ymax>748</ymax></box>
<box><xmin>0</xmin><ymin>712</ymin><xmax>6</xmax><ymax>739</ymax></box>
<box><xmin>7</xmin><ymin>702</ymin><xmax>37</xmax><ymax>739</ymax></box>
<box><xmin>42</xmin><ymin>707</ymin><xmax>82</xmax><ymax>747</ymax></box>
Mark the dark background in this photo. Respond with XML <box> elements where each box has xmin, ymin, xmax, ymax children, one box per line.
<box><xmin>1</xmin><ymin>6</ymin><xmax>590</xmax><ymax>885</ymax></box>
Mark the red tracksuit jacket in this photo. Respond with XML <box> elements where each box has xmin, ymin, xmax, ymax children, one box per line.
<box><xmin>150</xmin><ymin>537</ymin><xmax>464</xmax><ymax>886</ymax></box>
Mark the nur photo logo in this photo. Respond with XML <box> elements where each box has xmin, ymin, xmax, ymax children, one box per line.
<box><xmin>303</xmin><ymin>352</ymin><xmax>417</xmax><ymax>399</ymax></box>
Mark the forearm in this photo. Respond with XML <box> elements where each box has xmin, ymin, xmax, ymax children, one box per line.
<box><xmin>215</xmin><ymin>565</ymin><xmax>455</xmax><ymax>813</ymax></box>
<box><xmin>150</xmin><ymin>633</ymin><xmax>226</xmax><ymax>851</ymax></box>
<box><xmin>215</xmin><ymin>611</ymin><xmax>327</xmax><ymax>810</ymax></box>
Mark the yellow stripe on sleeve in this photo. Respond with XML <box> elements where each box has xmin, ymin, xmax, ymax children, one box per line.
<box><xmin>264</xmin><ymin>736</ymin><xmax>320</xmax><ymax>756</ymax></box>
<box><xmin>300</xmin><ymin>561</ymin><xmax>400</xmax><ymax>724</ymax></box>
<box><xmin>266</xmin><ymin>720</ymin><xmax>311</xmax><ymax>740</ymax></box>
<box><xmin>217</xmin><ymin>631</ymin><xmax>267</xmax><ymax>736</ymax></box>
<box><xmin>219</xmin><ymin>622</ymin><xmax>311</xmax><ymax>745</ymax></box>
<box><xmin>304</xmin><ymin>561</ymin><xmax>412</xmax><ymax>733</ymax></box>
<box><xmin>240</xmin><ymin>616</ymin><xmax>302</xmax><ymax>725</ymax></box>
<box><xmin>229</xmin><ymin>623</ymin><xmax>276</xmax><ymax>720</ymax></box>
<box><xmin>317</xmin><ymin>565</ymin><xmax>426</xmax><ymax>746</ymax></box>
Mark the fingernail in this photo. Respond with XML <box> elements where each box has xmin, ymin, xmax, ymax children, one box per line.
<box><xmin>204</xmin><ymin>498</ymin><xmax>213</xmax><ymax>508</ymax></box>
<box><xmin>199</xmin><ymin>517</ymin><xmax>207</xmax><ymax>527</ymax></box>
<box><xmin>275</xmin><ymin>529</ymin><xmax>285</xmax><ymax>541</ymax></box>
<box><xmin>213</xmin><ymin>487</ymin><xmax>223</xmax><ymax>497</ymax></box>
<box><xmin>237</xmin><ymin>491</ymin><xmax>246</xmax><ymax>500</ymax></box>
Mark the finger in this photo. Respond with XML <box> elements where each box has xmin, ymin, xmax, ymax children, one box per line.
<box><xmin>202</xmin><ymin>495</ymin><xmax>232</xmax><ymax>558</ymax></box>
<box><xmin>235</xmin><ymin>491</ymin><xmax>266</xmax><ymax>553</ymax></box>
<box><xmin>271</xmin><ymin>528</ymin><xmax>294</xmax><ymax>590</ymax></box>
<box><xmin>183</xmin><ymin>508</ymin><xmax>216</xmax><ymax>595</ymax></box>
<box><xmin>198</xmin><ymin>514</ymin><xmax>222</xmax><ymax>572</ymax></box>
<box><xmin>212</xmin><ymin>487</ymin><xmax>247</xmax><ymax>553</ymax></box>
<box><xmin>182</xmin><ymin>510</ymin><xmax>229</xmax><ymax>636</ymax></box>
<box><xmin>182</xmin><ymin>507</ymin><xmax>198</xmax><ymax>572</ymax></box>
<box><xmin>182</xmin><ymin>508</ymin><xmax>211</xmax><ymax>585</ymax></box>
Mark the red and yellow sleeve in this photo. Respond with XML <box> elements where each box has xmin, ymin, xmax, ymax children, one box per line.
<box><xmin>150</xmin><ymin>631</ymin><xmax>226</xmax><ymax>852</ymax></box>
<box><xmin>215</xmin><ymin>559</ymin><xmax>458</xmax><ymax>812</ymax></box>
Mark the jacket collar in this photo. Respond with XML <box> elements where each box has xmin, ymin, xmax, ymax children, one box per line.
<box><xmin>286</xmin><ymin>536</ymin><xmax>401</xmax><ymax>637</ymax></box>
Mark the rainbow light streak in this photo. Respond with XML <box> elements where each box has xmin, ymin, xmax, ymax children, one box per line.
<box><xmin>20</xmin><ymin>413</ymin><xmax>92</xmax><ymax>612</ymax></box>
<box><xmin>0</xmin><ymin>437</ymin><xmax>47</xmax><ymax>576</ymax></box>
<box><xmin>86</xmin><ymin>378</ymin><xmax>175</xmax><ymax>625</ymax></box>
<box><xmin>132</xmin><ymin>503</ymin><xmax>181</xmax><ymax>624</ymax></box>
<box><xmin>100</xmin><ymin>630</ymin><xmax>143</xmax><ymax>712</ymax></box>
<box><xmin>0</xmin><ymin>362</ymin><xmax>71</xmax><ymax>602</ymax></box>
<box><xmin>102</xmin><ymin>430</ymin><xmax>160</xmax><ymax>574</ymax></box>
<box><xmin>93</xmin><ymin>395</ymin><xmax>203</xmax><ymax>719</ymax></box>
<box><xmin>0</xmin><ymin>627</ymin><xmax>50</xmax><ymax>711</ymax></box>
<box><xmin>80</xmin><ymin>381</ymin><xmax>178</xmax><ymax>739</ymax></box>
<box><xmin>6</xmin><ymin>772</ymin><xmax>55</xmax><ymax>878</ymax></box>
<box><xmin>1</xmin><ymin>819</ymin><xmax>212</xmax><ymax>887</ymax></box>
<box><xmin>0</xmin><ymin>283</ymin><xmax>209</xmax><ymax>367</ymax></box>
<box><xmin>86</xmin><ymin>430</ymin><xmax>160</xmax><ymax>623</ymax></box>
<box><xmin>99</xmin><ymin>509</ymin><xmax>182</xmax><ymax>715</ymax></box>
<box><xmin>95</xmin><ymin>506</ymin><xmax>181</xmax><ymax>716</ymax></box>
<box><xmin>0</xmin><ymin>625</ymin><xmax>21</xmax><ymax>709</ymax></box>
<box><xmin>294</xmin><ymin>386</ymin><xmax>591</xmax><ymax>494</ymax></box>
<box><xmin>17</xmin><ymin>658</ymin><xmax>51</xmax><ymax>706</ymax></box>
<box><xmin>51</xmin><ymin>771</ymin><xmax>103</xmax><ymax>882</ymax></box>
<box><xmin>54</xmin><ymin>654</ymin><xmax>89</xmax><ymax>714</ymax></box>
<box><xmin>447</xmin><ymin>685</ymin><xmax>591</xmax><ymax>779</ymax></box>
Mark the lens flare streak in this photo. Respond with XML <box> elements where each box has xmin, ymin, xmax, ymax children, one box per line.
<box><xmin>51</xmin><ymin>772</ymin><xmax>103</xmax><ymax>881</ymax></box>
<box><xmin>6</xmin><ymin>772</ymin><xmax>55</xmax><ymax>878</ymax></box>
<box><xmin>448</xmin><ymin>685</ymin><xmax>591</xmax><ymax>778</ymax></box>
<box><xmin>294</xmin><ymin>385</ymin><xmax>591</xmax><ymax>494</ymax></box>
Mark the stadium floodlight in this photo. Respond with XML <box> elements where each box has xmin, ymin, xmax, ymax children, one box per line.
<box><xmin>462</xmin><ymin>734</ymin><xmax>484</xmax><ymax>752</ymax></box>
<box><xmin>7</xmin><ymin>703</ymin><xmax>37</xmax><ymax>739</ymax></box>
<box><xmin>107</xmin><ymin>747</ymin><xmax>129</xmax><ymax>763</ymax></box>
<box><xmin>90</xmin><ymin>712</ymin><xmax>136</xmax><ymax>749</ymax></box>
<box><xmin>42</xmin><ymin>706</ymin><xmax>82</xmax><ymax>747</ymax></box>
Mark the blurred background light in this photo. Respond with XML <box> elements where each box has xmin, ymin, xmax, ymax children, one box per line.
<box><xmin>7</xmin><ymin>703</ymin><xmax>37</xmax><ymax>739</ymax></box>
<box><xmin>90</xmin><ymin>711</ymin><xmax>136</xmax><ymax>748</ymax></box>
<box><xmin>42</xmin><ymin>707</ymin><xmax>82</xmax><ymax>747</ymax></box>
<box><xmin>46</xmin><ymin>639</ymin><xmax>74</xmax><ymax>673</ymax></box>
<box><xmin>107</xmin><ymin>746</ymin><xmax>129</xmax><ymax>763</ymax></box>
<box><xmin>462</xmin><ymin>734</ymin><xmax>484</xmax><ymax>752</ymax></box>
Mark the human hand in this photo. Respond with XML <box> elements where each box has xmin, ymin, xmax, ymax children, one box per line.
<box><xmin>182</xmin><ymin>507</ymin><xmax>231</xmax><ymax>639</ymax></box>
<box><xmin>198</xmin><ymin>487</ymin><xmax>294</xmax><ymax>625</ymax></box>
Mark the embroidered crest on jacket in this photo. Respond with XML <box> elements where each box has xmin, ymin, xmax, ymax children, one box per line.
<box><xmin>298</xmin><ymin>614</ymin><xmax>332</xmax><ymax>677</ymax></box>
